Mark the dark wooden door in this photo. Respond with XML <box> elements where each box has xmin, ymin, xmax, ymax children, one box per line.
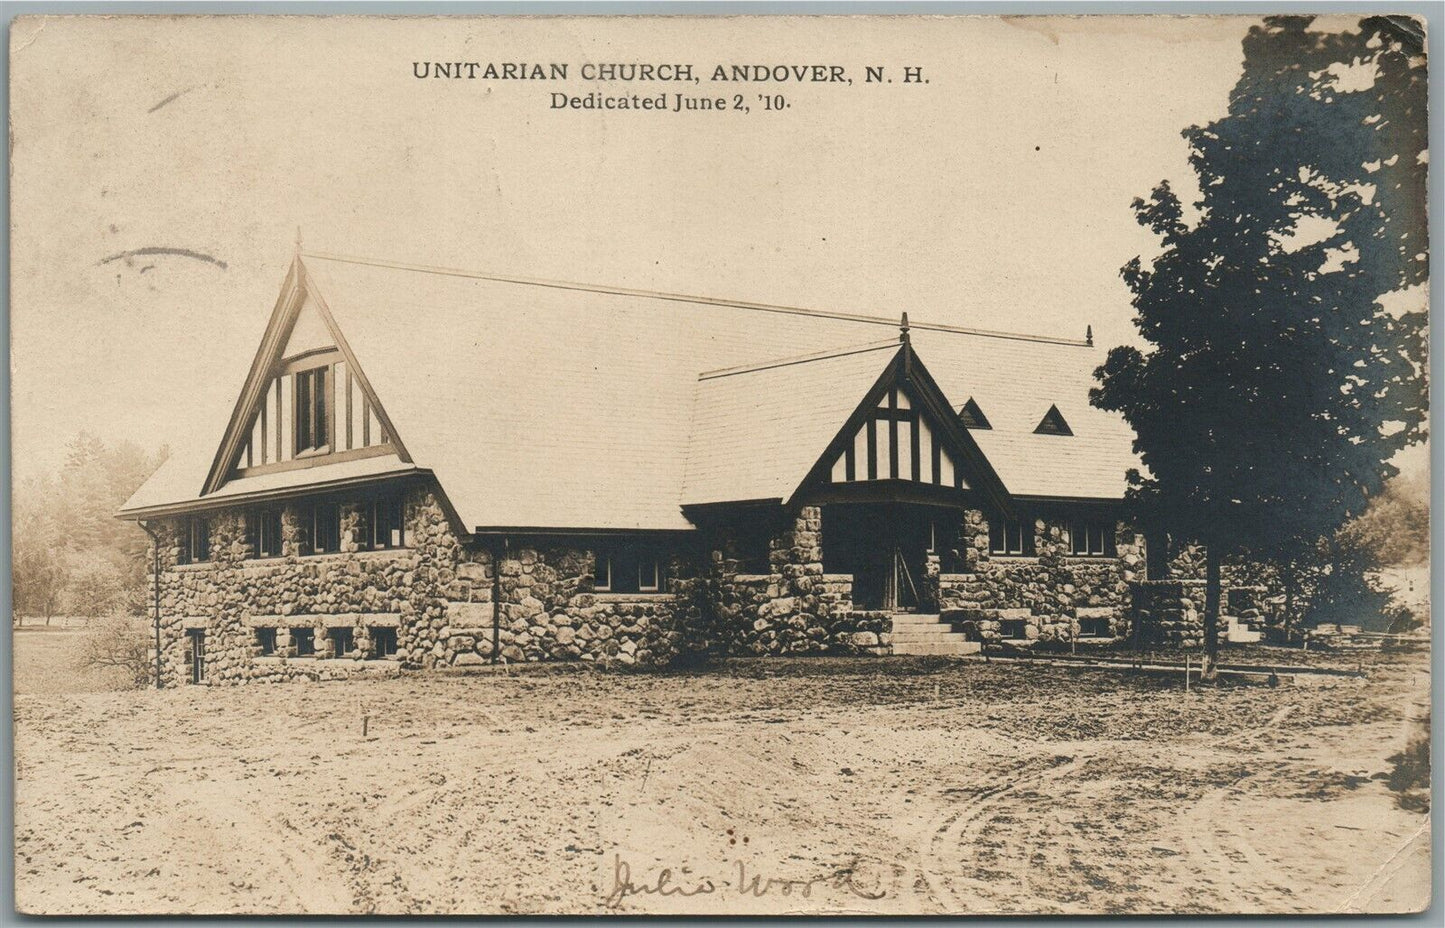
<box><xmin>188</xmin><ymin>630</ymin><xmax>206</xmax><ymax>684</ymax></box>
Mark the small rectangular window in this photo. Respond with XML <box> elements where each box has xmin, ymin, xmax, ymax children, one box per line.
<box><xmin>593</xmin><ymin>542</ymin><xmax>662</xmax><ymax>594</ymax></box>
<box><xmin>307</xmin><ymin>501</ymin><xmax>341</xmax><ymax>555</ymax></box>
<box><xmin>256</xmin><ymin>627</ymin><xmax>277</xmax><ymax>655</ymax></box>
<box><xmin>1000</xmin><ymin>619</ymin><xmax>1028</xmax><ymax>640</ymax></box>
<box><xmin>639</xmin><ymin>557</ymin><xmax>660</xmax><ymax>593</ymax></box>
<box><xmin>1070</xmin><ymin>520</ymin><xmax>1112</xmax><ymax>557</ymax></box>
<box><xmin>246</xmin><ymin>508</ymin><xmax>284</xmax><ymax>558</ymax></box>
<box><xmin>327</xmin><ymin>627</ymin><xmax>355</xmax><ymax>658</ymax></box>
<box><xmin>1078</xmin><ymin>617</ymin><xmax>1112</xmax><ymax>638</ymax></box>
<box><xmin>367</xmin><ymin>495</ymin><xmax>406</xmax><ymax>550</ymax></box>
<box><xmin>371</xmin><ymin>627</ymin><xmax>398</xmax><ymax>659</ymax></box>
<box><xmin>294</xmin><ymin>366</ymin><xmax>329</xmax><ymax>454</ymax></box>
<box><xmin>988</xmin><ymin>517</ymin><xmax>1030</xmax><ymax>556</ymax></box>
<box><xmin>291</xmin><ymin>627</ymin><xmax>315</xmax><ymax>657</ymax></box>
<box><xmin>178</xmin><ymin>517</ymin><xmax>210</xmax><ymax>565</ymax></box>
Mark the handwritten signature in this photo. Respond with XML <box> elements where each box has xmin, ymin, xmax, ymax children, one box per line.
<box><xmin>603</xmin><ymin>854</ymin><xmax>889</xmax><ymax>908</ymax></box>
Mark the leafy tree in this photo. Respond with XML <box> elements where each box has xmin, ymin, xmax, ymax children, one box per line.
<box><xmin>12</xmin><ymin>536</ymin><xmax>69</xmax><ymax>623</ymax></box>
<box><xmin>1093</xmin><ymin>16</ymin><xmax>1429</xmax><ymax>678</ymax></box>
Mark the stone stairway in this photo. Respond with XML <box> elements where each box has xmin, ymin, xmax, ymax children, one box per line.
<box><xmin>890</xmin><ymin>613</ymin><xmax>982</xmax><ymax>657</ymax></box>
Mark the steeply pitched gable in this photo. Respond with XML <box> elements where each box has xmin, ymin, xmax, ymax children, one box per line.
<box><xmin>202</xmin><ymin>257</ymin><xmax>409</xmax><ymax>496</ymax></box>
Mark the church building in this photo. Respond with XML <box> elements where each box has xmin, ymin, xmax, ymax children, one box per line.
<box><xmin>119</xmin><ymin>249</ymin><xmax>1183</xmax><ymax>685</ymax></box>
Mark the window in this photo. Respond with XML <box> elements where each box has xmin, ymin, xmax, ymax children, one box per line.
<box><xmin>1000</xmin><ymin>619</ymin><xmax>1027</xmax><ymax>640</ymax></box>
<box><xmin>328</xmin><ymin>627</ymin><xmax>355</xmax><ymax>658</ymax></box>
<box><xmin>1070</xmin><ymin>519</ymin><xmax>1113</xmax><ymax>557</ymax></box>
<box><xmin>592</xmin><ymin>542</ymin><xmax>662</xmax><ymax>595</ymax></box>
<box><xmin>1078</xmin><ymin>616</ymin><xmax>1112</xmax><ymax>638</ymax></box>
<box><xmin>365</xmin><ymin>495</ymin><xmax>406</xmax><ymax>550</ymax></box>
<box><xmin>245</xmin><ymin>508</ymin><xmax>284</xmax><ymax>559</ymax></box>
<box><xmin>306</xmin><ymin>501</ymin><xmax>341</xmax><ymax>555</ymax></box>
<box><xmin>291</xmin><ymin>627</ymin><xmax>315</xmax><ymax>657</ymax></box>
<box><xmin>294</xmin><ymin>366</ymin><xmax>329</xmax><ymax>454</ymax></box>
<box><xmin>178</xmin><ymin>517</ymin><xmax>210</xmax><ymax>565</ymax></box>
<box><xmin>593</xmin><ymin>552</ymin><xmax>612</xmax><ymax>591</ymax></box>
<box><xmin>255</xmin><ymin>627</ymin><xmax>277</xmax><ymax>656</ymax></box>
<box><xmin>988</xmin><ymin>517</ymin><xmax>1032</xmax><ymax>556</ymax></box>
<box><xmin>371</xmin><ymin>626</ymin><xmax>398</xmax><ymax>659</ymax></box>
<box><xmin>638</xmin><ymin>557</ymin><xmax>660</xmax><ymax>593</ymax></box>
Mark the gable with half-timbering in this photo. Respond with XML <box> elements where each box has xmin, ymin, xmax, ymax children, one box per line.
<box><xmin>825</xmin><ymin>381</ymin><xmax>970</xmax><ymax>490</ymax></box>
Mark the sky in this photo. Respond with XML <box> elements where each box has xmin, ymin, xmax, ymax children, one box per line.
<box><xmin>9</xmin><ymin>14</ymin><xmax>1427</xmax><ymax>485</ymax></box>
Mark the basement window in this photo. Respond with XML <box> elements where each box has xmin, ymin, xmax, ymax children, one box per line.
<box><xmin>255</xmin><ymin>627</ymin><xmax>277</xmax><ymax>655</ymax></box>
<box><xmin>177</xmin><ymin>517</ymin><xmax>210</xmax><ymax>565</ymax></box>
<box><xmin>1000</xmin><ymin>619</ymin><xmax>1028</xmax><ymax>640</ymax></box>
<box><xmin>291</xmin><ymin>627</ymin><xmax>315</xmax><ymax>657</ymax></box>
<box><xmin>245</xmin><ymin>508</ymin><xmax>284</xmax><ymax>559</ymax></box>
<box><xmin>1078</xmin><ymin>616</ymin><xmax>1112</xmax><ymax>638</ymax></box>
<box><xmin>328</xmin><ymin>627</ymin><xmax>355</xmax><ymax>658</ymax></box>
<box><xmin>370</xmin><ymin>627</ymin><xmax>398</xmax><ymax>659</ymax></box>
<box><xmin>1070</xmin><ymin>520</ymin><xmax>1114</xmax><ymax>557</ymax></box>
<box><xmin>989</xmin><ymin>517</ymin><xmax>1032</xmax><ymax>556</ymax></box>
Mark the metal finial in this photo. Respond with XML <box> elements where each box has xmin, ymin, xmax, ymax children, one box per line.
<box><xmin>900</xmin><ymin>311</ymin><xmax>911</xmax><ymax>343</ymax></box>
<box><xmin>1085</xmin><ymin>324</ymin><xmax>1093</xmax><ymax>347</ymax></box>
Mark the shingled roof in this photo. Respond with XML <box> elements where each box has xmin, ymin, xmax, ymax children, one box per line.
<box><xmin>120</xmin><ymin>253</ymin><xmax>1141</xmax><ymax>530</ymax></box>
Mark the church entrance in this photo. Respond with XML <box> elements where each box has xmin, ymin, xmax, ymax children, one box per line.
<box><xmin>821</xmin><ymin>503</ymin><xmax>960</xmax><ymax>612</ymax></box>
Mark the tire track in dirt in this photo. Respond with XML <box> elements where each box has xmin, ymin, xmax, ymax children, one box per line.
<box><xmin>1177</xmin><ymin>705</ymin><xmax>1302</xmax><ymax>911</ymax></box>
<box><xmin>185</xmin><ymin>781</ymin><xmax>355</xmax><ymax>913</ymax></box>
<box><xmin>919</xmin><ymin>753</ymin><xmax>1085</xmax><ymax>914</ymax></box>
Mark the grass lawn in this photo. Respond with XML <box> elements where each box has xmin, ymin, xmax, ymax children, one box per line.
<box><xmin>12</xmin><ymin>636</ymin><xmax>1431</xmax><ymax>915</ymax></box>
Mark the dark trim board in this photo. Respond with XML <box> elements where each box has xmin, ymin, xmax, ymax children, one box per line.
<box><xmin>800</xmin><ymin>480</ymin><xmax>977</xmax><ymax>509</ymax></box>
<box><xmin>470</xmin><ymin>527</ymin><xmax>700</xmax><ymax>538</ymax></box>
<box><xmin>232</xmin><ymin>442</ymin><xmax>397</xmax><ymax>479</ymax></box>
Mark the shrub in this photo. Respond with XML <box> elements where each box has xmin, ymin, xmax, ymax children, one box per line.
<box><xmin>79</xmin><ymin>616</ymin><xmax>153</xmax><ymax>689</ymax></box>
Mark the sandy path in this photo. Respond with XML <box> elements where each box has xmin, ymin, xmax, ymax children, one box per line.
<box><xmin>13</xmin><ymin>654</ymin><xmax>1431</xmax><ymax>915</ymax></box>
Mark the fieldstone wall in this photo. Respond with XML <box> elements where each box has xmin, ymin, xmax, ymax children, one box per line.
<box><xmin>704</xmin><ymin>506</ymin><xmax>892</xmax><ymax>656</ymax></box>
<box><xmin>153</xmin><ymin>485</ymin><xmax>456</xmax><ymax>687</ymax></box>
<box><xmin>440</xmin><ymin>544</ymin><xmax>691</xmax><ymax>668</ymax></box>
<box><xmin>150</xmin><ymin>485</ymin><xmax>695</xmax><ymax>685</ymax></box>
<box><xmin>1130</xmin><ymin>580</ymin><xmax>1210</xmax><ymax>647</ymax></box>
<box><xmin>937</xmin><ymin>510</ymin><xmax>1142</xmax><ymax>646</ymax></box>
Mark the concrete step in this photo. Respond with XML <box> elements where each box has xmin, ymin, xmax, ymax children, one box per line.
<box><xmin>891</xmin><ymin>613</ymin><xmax>943</xmax><ymax>626</ymax></box>
<box><xmin>893</xmin><ymin>639</ymin><xmax>982</xmax><ymax>657</ymax></box>
<box><xmin>890</xmin><ymin>625</ymin><xmax>962</xmax><ymax>639</ymax></box>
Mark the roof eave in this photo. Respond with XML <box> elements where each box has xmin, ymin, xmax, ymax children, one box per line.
<box><xmin>115</xmin><ymin>467</ymin><xmax>429</xmax><ymax>522</ymax></box>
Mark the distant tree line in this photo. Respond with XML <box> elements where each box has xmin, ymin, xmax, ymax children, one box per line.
<box><xmin>12</xmin><ymin>433</ymin><xmax>168</xmax><ymax>624</ymax></box>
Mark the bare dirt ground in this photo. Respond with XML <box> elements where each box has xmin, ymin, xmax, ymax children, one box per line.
<box><xmin>13</xmin><ymin>634</ymin><xmax>1432</xmax><ymax>915</ymax></box>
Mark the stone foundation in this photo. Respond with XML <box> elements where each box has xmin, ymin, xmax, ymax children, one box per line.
<box><xmin>937</xmin><ymin>509</ymin><xmax>1140</xmax><ymax>647</ymax></box>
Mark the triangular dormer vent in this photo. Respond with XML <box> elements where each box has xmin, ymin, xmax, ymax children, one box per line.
<box><xmin>958</xmin><ymin>397</ymin><xmax>992</xmax><ymax>430</ymax></box>
<box><xmin>1034</xmin><ymin>404</ymin><xmax>1073</xmax><ymax>436</ymax></box>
